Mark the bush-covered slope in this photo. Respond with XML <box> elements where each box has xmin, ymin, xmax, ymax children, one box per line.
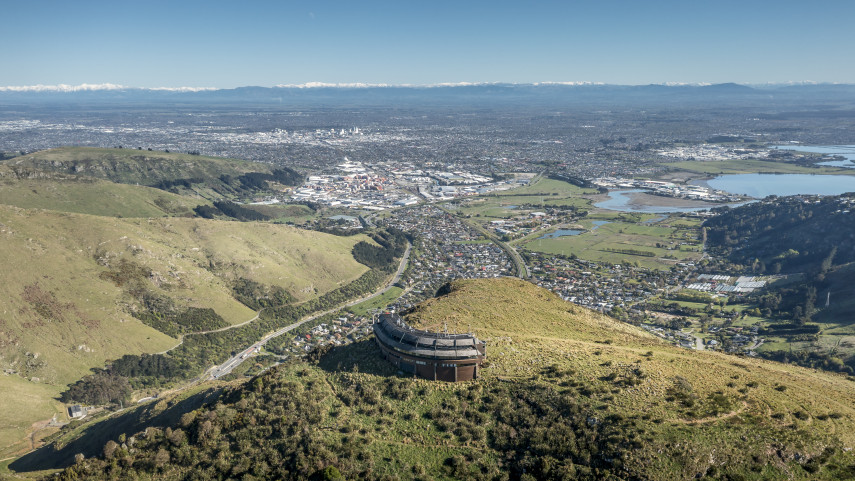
<box><xmin>705</xmin><ymin>193</ymin><xmax>855</xmax><ymax>274</ymax></box>
<box><xmin>27</xmin><ymin>278</ymin><xmax>855</xmax><ymax>480</ymax></box>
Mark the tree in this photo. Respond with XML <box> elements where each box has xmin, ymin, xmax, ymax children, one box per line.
<box><xmin>103</xmin><ymin>440</ymin><xmax>119</xmax><ymax>459</ymax></box>
<box><xmin>322</xmin><ymin>466</ymin><xmax>344</xmax><ymax>481</ymax></box>
<box><xmin>154</xmin><ymin>448</ymin><xmax>170</xmax><ymax>468</ymax></box>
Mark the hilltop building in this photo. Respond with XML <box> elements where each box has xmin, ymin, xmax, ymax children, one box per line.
<box><xmin>373</xmin><ymin>313</ymin><xmax>486</xmax><ymax>382</ymax></box>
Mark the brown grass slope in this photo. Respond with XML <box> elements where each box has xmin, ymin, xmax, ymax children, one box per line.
<box><xmin>406</xmin><ymin>278</ymin><xmax>855</xmax><ymax>476</ymax></box>
<box><xmin>0</xmin><ymin>164</ymin><xmax>208</xmax><ymax>217</ymax></box>
<box><xmin>0</xmin><ymin>204</ymin><xmax>368</xmax><ymax>458</ymax></box>
<box><xmin>3</xmin><ymin>147</ymin><xmax>271</xmax><ymax>187</ymax></box>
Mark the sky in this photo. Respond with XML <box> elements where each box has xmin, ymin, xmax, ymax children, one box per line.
<box><xmin>3</xmin><ymin>0</ymin><xmax>854</xmax><ymax>88</ymax></box>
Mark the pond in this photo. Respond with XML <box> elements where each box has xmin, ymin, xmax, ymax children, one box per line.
<box><xmin>536</xmin><ymin>220</ymin><xmax>611</xmax><ymax>239</ymax></box>
<box><xmin>537</xmin><ymin>229</ymin><xmax>583</xmax><ymax>239</ymax></box>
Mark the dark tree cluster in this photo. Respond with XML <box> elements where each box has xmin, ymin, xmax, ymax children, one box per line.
<box><xmin>705</xmin><ymin>194</ymin><xmax>855</xmax><ymax>275</ymax></box>
<box><xmin>134</xmin><ymin>307</ymin><xmax>229</xmax><ymax>338</ymax></box>
<box><xmin>192</xmin><ymin>204</ymin><xmax>219</xmax><ymax>219</ymax></box>
<box><xmin>232</xmin><ymin>278</ymin><xmax>295</xmax><ymax>310</ymax></box>
<box><xmin>60</xmin><ymin>372</ymin><xmax>131</xmax><ymax>406</ymax></box>
<box><xmin>351</xmin><ymin>228</ymin><xmax>409</xmax><ymax>270</ymax></box>
<box><xmin>110</xmin><ymin>354</ymin><xmax>181</xmax><ymax>379</ymax></box>
<box><xmin>210</xmin><ymin>200</ymin><xmax>269</xmax><ymax>221</ymax></box>
<box><xmin>760</xmin><ymin>349</ymin><xmax>854</xmax><ymax>374</ymax></box>
<box><xmin>748</xmin><ymin>284</ymin><xmax>818</xmax><ymax>325</ymax></box>
<box><xmin>152</xmin><ymin>177</ymin><xmax>203</xmax><ymax>190</ymax></box>
<box><xmin>60</xmin><ymin>353</ymin><xmax>186</xmax><ymax>405</ymax></box>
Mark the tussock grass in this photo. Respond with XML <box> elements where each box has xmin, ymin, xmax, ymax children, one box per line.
<box><xmin>20</xmin><ymin>279</ymin><xmax>855</xmax><ymax>479</ymax></box>
<box><xmin>0</xmin><ymin>205</ymin><xmax>368</xmax><ymax>457</ymax></box>
<box><xmin>407</xmin><ymin>278</ymin><xmax>855</xmax><ymax>446</ymax></box>
<box><xmin>0</xmin><ymin>166</ymin><xmax>207</xmax><ymax>217</ymax></box>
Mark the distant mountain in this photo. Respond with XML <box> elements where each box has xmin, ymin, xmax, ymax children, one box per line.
<box><xmin>3</xmin><ymin>82</ymin><xmax>855</xmax><ymax>108</ymax></box>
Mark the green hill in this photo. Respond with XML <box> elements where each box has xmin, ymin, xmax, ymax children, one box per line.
<box><xmin>2</xmin><ymin>147</ymin><xmax>303</xmax><ymax>200</ymax></box>
<box><xmin>0</xmin><ymin>164</ymin><xmax>208</xmax><ymax>217</ymax></box>
<box><xmin>20</xmin><ymin>278</ymin><xmax>855</xmax><ymax>480</ymax></box>
<box><xmin>0</xmin><ymin>205</ymin><xmax>369</xmax><ymax>459</ymax></box>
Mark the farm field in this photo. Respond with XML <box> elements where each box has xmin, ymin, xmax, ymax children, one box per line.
<box><xmin>523</xmin><ymin>215</ymin><xmax>703</xmax><ymax>269</ymax></box>
<box><xmin>451</xmin><ymin>177</ymin><xmax>596</xmax><ymax>221</ymax></box>
<box><xmin>664</xmin><ymin>159</ymin><xmax>855</xmax><ymax>176</ymax></box>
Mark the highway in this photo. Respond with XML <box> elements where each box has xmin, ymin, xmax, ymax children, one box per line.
<box><xmin>207</xmin><ymin>242</ymin><xmax>411</xmax><ymax>379</ymax></box>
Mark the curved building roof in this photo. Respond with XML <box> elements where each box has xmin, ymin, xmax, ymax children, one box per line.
<box><xmin>373</xmin><ymin>313</ymin><xmax>485</xmax><ymax>360</ymax></box>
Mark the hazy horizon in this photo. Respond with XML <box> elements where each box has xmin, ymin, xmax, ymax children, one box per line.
<box><xmin>3</xmin><ymin>0</ymin><xmax>853</xmax><ymax>88</ymax></box>
<box><xmin>0</xmin><ymin>80</ymin><xmax>849</xmax><ymax>93</ymax></box>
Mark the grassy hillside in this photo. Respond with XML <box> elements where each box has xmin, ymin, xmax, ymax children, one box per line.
<box><xmin>1</xmin><ymin>147</ymin><xmax>303</xmax><ymax>200</ymax></box>
<box><xmin>0</xmin><ymin>205</ymin><xmax>369</xmax><ymax>459</ymax></box>
<box><xmin>5</xmin><ymin>147</ymin><xmax>267</xmax><ymax>185</ymax></box>
<box><xmin>21</xmin><ymin>278</ymin><xmax>855</xmax><ymax>480</ymax></box>
<box><xmin>0</xmin><ymin>165</ymin><xmax>208</xmax><ymax>217</ymax></box>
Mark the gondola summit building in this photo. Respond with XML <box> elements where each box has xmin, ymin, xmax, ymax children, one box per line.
<box><xmin>373</xmin><ymin>313</ymin><xmax>486</xmax><ymax>382</ymax></box>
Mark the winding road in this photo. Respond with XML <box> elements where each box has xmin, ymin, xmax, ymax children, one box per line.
<box><xmin>207</xmin><ymin>242</ymin><xmax>411</xmax><ymax>379</ymax></box>
<box><xmin>157</xmin><ymin>242</ymin><xmax>410</xmax><ymax>358</ymax></box>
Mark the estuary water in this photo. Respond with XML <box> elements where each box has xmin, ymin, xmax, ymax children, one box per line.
<box><xmin>594</xmin><ymin>189</ymin><xmax>719</xmax><ymax>213</ymax></box>
<box><xmin>703</xmin><ymin>174</ymin><xmax>855</xmax><ymax>198</ymax></box>
<box><xmin>771</xmin><ymin>144</ymin><xmax>855</xmax><ymax>168</ymax></box>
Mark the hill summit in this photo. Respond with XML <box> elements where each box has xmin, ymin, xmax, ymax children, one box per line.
<box><xmin>22</xmin><ymin>278</ymin><xmax>855</xmax><ymax>480</ymax></box>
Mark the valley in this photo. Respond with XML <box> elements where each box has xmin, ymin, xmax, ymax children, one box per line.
<box><xmin>1</xmin><ymin>95</ymin><xmax>855</xmax><ymax>479</ymax></box>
